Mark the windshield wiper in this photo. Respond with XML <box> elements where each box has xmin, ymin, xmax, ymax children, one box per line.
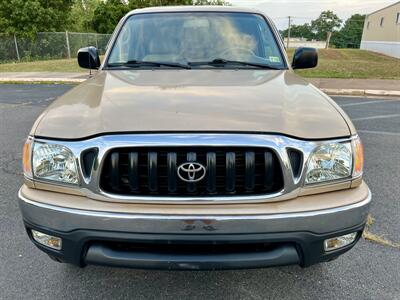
<box><xmin>107</xmin><ymin>60</ymin><xmax>191</xmax><ymax>69</ymax></box>
<box><xmin>189</xmin><ymin>58</ymin><xmax>281</xmax><ymax>70</ymax></box>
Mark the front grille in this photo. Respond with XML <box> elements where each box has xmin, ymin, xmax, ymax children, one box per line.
<box><xmin>100</xmin><ymin>147</ymin><xmax>284</xmax><ymax>197</ymax></box>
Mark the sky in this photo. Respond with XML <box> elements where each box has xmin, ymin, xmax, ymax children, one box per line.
<box><xmin>228</xmin><ymin>0</ymin><xmax>398</xmax><ymax>29</ymax></box>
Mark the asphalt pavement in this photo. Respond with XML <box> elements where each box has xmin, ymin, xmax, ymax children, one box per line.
<box><xmin>0</xmin><ymin>84</ymin><xmax>399</xmax><ymax>300</ymax></box>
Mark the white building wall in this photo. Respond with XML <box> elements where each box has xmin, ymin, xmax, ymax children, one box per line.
<box><xmin>284</xmin><ymin>39</ymin><xmax>326</xmax><ymax>49</ymax></box>
<box><xmin>360</xmin><ymin>41</ymin><xmax>400</xmax><ymax>58</ymax></box>
<box><xmin>360</xmin><ymin>2</ymin><xmax>400</xmax><ymax>58</ymax></box>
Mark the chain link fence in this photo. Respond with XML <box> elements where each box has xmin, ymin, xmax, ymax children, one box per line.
<box><xmin>0</xmin><ymin>32</ymin><xmax>112</xmax><ymax>63</ymax></box>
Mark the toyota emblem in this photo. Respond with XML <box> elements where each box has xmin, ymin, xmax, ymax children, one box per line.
<box><xmin>177</xmin><ymin>162</ymin><xmax>206</xmax><ymax>183</ymax></box>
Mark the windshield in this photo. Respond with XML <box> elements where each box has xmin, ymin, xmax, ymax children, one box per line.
<box><xmin>107</xmin><ymin>12</ymin><xmax>286</xmax><ymax>69</ymax></box>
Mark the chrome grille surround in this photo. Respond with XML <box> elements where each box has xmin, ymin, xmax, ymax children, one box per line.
<box><xmin>30</xmin><ymin>134</ymin><xmax>357</xmax><ymax>204</ymax></box>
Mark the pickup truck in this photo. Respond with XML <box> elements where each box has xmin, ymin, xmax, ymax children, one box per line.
<box><xmin>19</xmin><ymin>6</ymin><xmax>370</xmax><ymax>270</ymax></box>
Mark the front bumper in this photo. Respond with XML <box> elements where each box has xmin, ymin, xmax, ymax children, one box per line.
<box><xmin>18</xmin><ymin>183</ymin><xmax>371</xmax><ymax>270</ymax></box>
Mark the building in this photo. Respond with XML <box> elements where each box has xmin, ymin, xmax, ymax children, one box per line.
<box><xmin>360</xmin><ymin>1</ymin><xmax>400</xmax><ymax>58</ymax></box>
<box><xmin>283</xmin><ymin>38</ymin><xmax>326</xmax><ymax>49</ymax></box>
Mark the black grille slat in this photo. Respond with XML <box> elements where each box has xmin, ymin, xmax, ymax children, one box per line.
<box><xmin>288</xmin><ymin>149</ymin><xmax>303</xmax><ymax>178</ymax></box>
<box><xmin>100</xmin><ymin>147</ymin><xmax>284</xmax><ymax>197</ymax></box>
<box><xmin>128</xmin><ymin>152</ymin><xmax>138</xmax><ymax>191</ymax></box>
<box><xmin>187</xmin><ymin>152</ymin><xmax>197</xmax><ymax>193</ymax></box>
<box><xmin>148</xmin><ymin>152</ymin><xmax>158</xmax><ymax>192</ymax></box>
<box><xmin>245</xmin><ymin>151</ymin><xmax>255</xmax><ymax>191</ymax></box>
<box><xmin>225</xmin><ymin>152</ymin><xmax>236</xmax><ymax>193</ymax></box>
<box><xmin>81</xmin><ymin>148</ymin><xmax>97</xmax><ymax>178</ymax></box>
<box><xmin>264</xmin><ymin>152</ymin><xmax>274</xmax><ymax>189</ymax></box>
<box><xmin>110</xmin><ymin>152</ymin><xmax>119</xmax><ymax>190</ymax></box>
<box><xmin>206</xmin><ymin>152</ymin><xmax>216</xmax><ymax>193</ymax></box>
<box><xmin>167</xmin><ymin>152</ymin><xmax>177</xmax><ymax>193</ymax></box>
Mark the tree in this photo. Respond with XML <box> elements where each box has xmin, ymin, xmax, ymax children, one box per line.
<box><xmin>311</xmin><ymin>10</ymin><xmax>342</xmax><ymax>48</ymax></box>
<box><xmin>331</xmin><ymin>14</ymin><xmax>365</xmax><ymax>49</ymax></box>
<box><xmin>67</xmin><ymin>0</ymin><xmax>101</xmax><ymax>32</ymax></box>
<box><xmin>0</xmin><ymin>0</ymin><xmax>74</xmax><ymax>36</ymax></box>
<box><xmin>92</xmin><ymin>0</ymin><xmax>229</xmax><ymax>34</ymax></box>
<box><xmin>281</xmin><ymin>23</ymin><xmax>315</xmax><ymax>41</ymax></box>
<box><xmin>92</xmin><ymin>0</ymin><xmax>130</xmax><ymax>34</ymax></box>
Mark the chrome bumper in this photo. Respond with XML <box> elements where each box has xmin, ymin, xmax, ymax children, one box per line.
<box><xmin>18</xmin><ymin>187</ymin><xmax>371</xmax><ymax>235</ymax></box>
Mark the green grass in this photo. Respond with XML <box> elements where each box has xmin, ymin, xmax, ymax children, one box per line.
<box><xmin>287</xmin><ymin>48</ymin><xmax>400</xmax><ymax>79</ymax></box>
<box><xmin>0</xmin><ymin>49</ymin><xmax>399</xmax><ymax>79</ymax></box>
<box><xmin>0</xmin><ymin>58</ymin><xmax>84</xmax><ymax>72</ymax></box>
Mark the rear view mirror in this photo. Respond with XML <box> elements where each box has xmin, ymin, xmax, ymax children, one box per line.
<box><xmin>77</xmin><ymin>47</ymin><xmax>101</xmax><ymax>69</ymax></box>
<box><xmin>292</xmin><ymin>47</ymin><xmax>318</xmax><ymax>69</ymax></box>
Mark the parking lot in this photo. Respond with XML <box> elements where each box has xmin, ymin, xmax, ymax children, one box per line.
<box><xmin>0</xmin><ymin>84</ymin><xmax>399</xmax><ymax>299</ymax></box>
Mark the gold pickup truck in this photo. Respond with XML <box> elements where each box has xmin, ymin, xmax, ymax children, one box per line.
<box><xmin>19</xmin><ymin>6</ymin><xmax>370</xmax><ymax>270</ymax></box>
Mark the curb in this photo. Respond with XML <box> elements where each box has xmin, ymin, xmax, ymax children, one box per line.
<box><xmin>0</xmin><ymin>78</ymin><xmax>86</xmax><ymax>84</ymax></box>
<box><xmin>1</xmin><ymin>78</ymin><xmax>400</xmax><ymax>97</ymax></box>
<box><xmin>321</xmin><ymin>88</ymin><xmax>400</xmax><ymax>97</ymax></box>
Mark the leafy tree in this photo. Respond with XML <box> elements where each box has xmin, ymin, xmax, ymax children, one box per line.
<box><xmin>0</xmin><ymin>0</ymin><xmax>74</xmax><ymax>36</ymax></box>
<box><xmin>92</xmin><ymin>0</ymin><xmax>130</xmax><ymax>34</ymax></box>
<box><xmin>311</xmin><ymin>10</ymin><xmax>342</xmax><ymax>48</ymax></box>
<box><xmin>281</xmin><ymin>23</ymin><xmax>315</xmax><ymax>41</ymax></box>
<box><xmin>331</xmin><ymin>14</ymin><xmax>365</xmax><ymax>48</ymax></box>
<box><xmin>67</xmin><ymin>0</ymin><xmax>101</xmax><ymax>32</ymax></box>
<box><xmin>93</xmin><ymin>0</ymin><xmax>229</xmax><ymax>34</ymax></box>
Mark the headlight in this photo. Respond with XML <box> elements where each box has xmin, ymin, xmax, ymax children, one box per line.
<box><xmin>305</xmin><ymin>142</ymin><xmax>352</xmax><ymax>184</ymax></box>
<box><xmin>31</xmin><ymin>142</ymin><xmax>79</xmax><ymax>185</ymax></box>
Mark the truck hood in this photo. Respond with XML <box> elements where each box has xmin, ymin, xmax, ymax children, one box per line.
<box><xmin>33</xmin><ymin>69</ymin><xmax>352</xmax><ymax>140</ymax></box>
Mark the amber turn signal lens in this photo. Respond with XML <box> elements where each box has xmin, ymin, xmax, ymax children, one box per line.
<box><xmin>353</xmin><ymin>137</ymin><xmax>364</xmax><ymax>177</ymax></box>
<box><xmin>22</xmin><ymin>139</ymin><xmax>33</xmax><ymax>178</ymax></box>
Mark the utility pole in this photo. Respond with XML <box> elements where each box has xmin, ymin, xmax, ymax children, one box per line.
<box><xmin>287</xmin><ymin>16</ymin><xmax>292</xmax><ymax>49</ymax></box>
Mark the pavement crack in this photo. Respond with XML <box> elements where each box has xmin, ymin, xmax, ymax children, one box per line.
<box><xmin>363</xmin><ymin>214</ymin><xmax>400</xmax><ymax>249</ymax></box>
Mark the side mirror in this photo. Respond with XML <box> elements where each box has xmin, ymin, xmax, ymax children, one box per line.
<box><xmin>292</xmin><ymin>47</ymin><xmax>318</xmax><ymax>69</ymax></box>
<box><xmin>77</xmin><ymin>47</ymin><xmax>100</xmax><ymax>69</ymax></box>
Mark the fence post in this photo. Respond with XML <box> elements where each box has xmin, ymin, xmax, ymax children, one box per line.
<box><xmin>13</xmin><ymin>34</ymin><xmax>20</xmax><ymax>61</ymax></box>
<box><xmin>95</xmin><ymin>34</ymin><xmax>98</xmax><ymax>49</ymax></box>
<box><xmin>65</xmin><ymin>31</ymin><xmax>71</xmax><ymax>59</ymax></box>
